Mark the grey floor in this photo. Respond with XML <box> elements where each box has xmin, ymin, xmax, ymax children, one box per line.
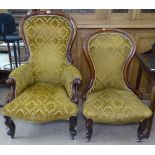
<box><xmin>0</xmin><ymin>87</ymin><xmax>155</xmax><ymax>145</ymax></box>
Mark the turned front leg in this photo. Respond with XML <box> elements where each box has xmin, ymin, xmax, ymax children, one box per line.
<box><xmin>4</xmin><ymin>116</ymin><xmax>16</xmax><ymax>138</ymax></box>
<box><xmin>69</xmin><ymin>116</ymin><xmax>77</xmax><ymax>140</ymax></box>
<box><xmin>86</xmin><ymin>119</ymin><xmax>94</xmax><ymax>142</ymax></box>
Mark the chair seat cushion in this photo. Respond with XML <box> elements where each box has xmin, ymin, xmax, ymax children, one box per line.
<box><xmin>83</xmin><ymin>88</ymin><xmax>152</xmax><ymax>124</ymax></box>
<box><xmin>2</xmin><ymin>83</ymin><xmax>78</xmax><ymax>123</ymax></box>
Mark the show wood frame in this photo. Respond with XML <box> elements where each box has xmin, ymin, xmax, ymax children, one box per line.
<box><xmin>3</xmin><ymin>11</ymin><xmax>82</xmax><ymax>139</ymax></box>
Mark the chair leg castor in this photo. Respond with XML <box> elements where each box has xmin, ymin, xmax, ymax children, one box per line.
<box><xmin>86</xmin><ymin>119</ymin><xmax>94</xmax><ymax>142</ymax></box>
<box><xmin>4</xmin><ymin>116</ymin><xmax>16</xmax><ymax>138</ymax></box>
<box><xmin>69</xmin><ymin>116</ymin><xmax>77</xmax><ymax>140</ymax></box>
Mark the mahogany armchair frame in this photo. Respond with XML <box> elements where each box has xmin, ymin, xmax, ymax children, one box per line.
<box><xmin>3</xmin><ymin>11</ymin><xmax>81</xmax><ymax>139</ymax></box>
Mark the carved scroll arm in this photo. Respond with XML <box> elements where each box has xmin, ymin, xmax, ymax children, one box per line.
<box><xmin>71</xmin><ymin>78</ymin><xmax>82</xmax><ymax>104</ymax></box>
<box><xmin>5</xmin><ymin>78</ymin><xmax>16</xmax><ymax>104</ymax></box>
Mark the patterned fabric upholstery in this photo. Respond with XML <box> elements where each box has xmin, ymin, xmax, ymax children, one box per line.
<box><xmin>23</xmin><ymin>15</ymin><xmax>74</xmax><ymax>84</ymax></box>
<box><xmin>88</xmin><ymin>33</ymin><xmax>131</xmax><ymax>93</ymax></box>
<box><xmin>61</xmin><ymin>64</ymin><xmax>81</xmax><ymax>98</ymax></box>
<box><xmin>3</xmin><ymin>83</ymin><xmax>78</xmax><ymax>123</ymax></box>
<box><xmin>83</xmin><ymin>31</ymin><xmax>152</xmax><ymax>124</ymax></box>
<box><xmin>1</xmin><ymin>14</ymin><xmax>81</xmax><ymax>123</ymax></box>
<box><xmin>83</xmin><ymin>88</ymin><xmax>152</xmax><ymax>124</ymax></box>
<box><xmin>9</xmin><ymin>63</ymin><xmax>34</xmax><ymax>96</ymax></box>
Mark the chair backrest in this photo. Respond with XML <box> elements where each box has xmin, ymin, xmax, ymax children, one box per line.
<box><xmin>20</xmin><ymin>12</ymin><xmax>76</xmax><ymax>84</ymax></box>
<box><xmin>0</xmin><ymin>13</ymin><xmax>16</xmax><ymax>35</ymax></box>
<box><xmin>83</xmin><ymin>29</ymin><xmax>136</xmax><ymax>95</ymax></box>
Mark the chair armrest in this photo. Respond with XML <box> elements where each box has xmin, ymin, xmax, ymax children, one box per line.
<box><xmin>61</xmin><ymin>64</ymin><xmax>82</xmax><ymax>104</ymax></box>
<box><xmin>8</xmin><ymin>63</ymin><xmax>34</xmax><ymax>97</ymax></box>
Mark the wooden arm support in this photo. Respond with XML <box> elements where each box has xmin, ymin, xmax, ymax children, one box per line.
<box><xmin>150</xmin><ymin>85</ymin><xmax>155</xmax><ymax>111</ymax></box>
<box><xmin>71</xmin><ymin>78</ymin><xmax>81</xmax><ymax>104</ymax></box>
<box><xmin>5</xmin><ymin>78</ymin><xmax>16</xmax><ymax>104</ymax></box>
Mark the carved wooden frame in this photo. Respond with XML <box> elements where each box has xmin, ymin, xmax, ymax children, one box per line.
<box><xmin>82</xmin><ymin>28</ymin><xmax>155</xmax><ymax>142</ymax></box>
<box><xmin>3</xmin><ymin>11</ymin><xmax>81</xmax><ymax>139</ymax></box>
<box><xmin>82</xmin><ymin>28</ymin><xmax>138</xmax><ymax>99</ymax></box>
<box><xmin>5</xmin><ymin>11</ymin><xmax>81</xmax><ymax>104</ymax></box>
<box><xmin>20</xmin><ymin>11</ymin><xmax>77</xmax><ymax>64</ymax></box>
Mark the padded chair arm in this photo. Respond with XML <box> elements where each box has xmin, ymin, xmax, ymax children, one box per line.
<box><xmin>8</xmin><ymin>63</ymin><xmax>34</xmax><ymax>97</ymax></box>
<box><xmin>61</xmin><ymin>64</ymin><xmax>82</xmax><ymax>104</ymax></box>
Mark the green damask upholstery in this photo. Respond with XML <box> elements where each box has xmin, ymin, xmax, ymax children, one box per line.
<box><xmin>61</xmin><ymin>64</ymin><xmax>81</xmax><ymax>98</ymax></box>
<box><xmin>3</xmin><ymin>83</ymin><xmax>78</xmax><ymax>123</ymax></box>
<box><xmin>83</xmin><ymin>88</ymin><xmax>152</xmax><ymax>124</ymax></box>
<box><xmin>9</xmin><ymin>63</ymin><xmax>34</xmax><ymax>96</ymax></box>
<box><xmin>23</xmin><ymin>15</ymin><xmax>74</xmax><ymax>84</ymax></box>
<box><xmin>83</xmin><ymin>30</ymin><xmax>152</xmax><ymax>124</ymax></box>
<box><xmin>88</xmin><ymin>33</ymin><xmax>130</xmax><ymax>93</ymax></box>
<box><xmin>1</xmin><ymin>14</ymin><xmax>81</xmax><ymax>123</ymax></box>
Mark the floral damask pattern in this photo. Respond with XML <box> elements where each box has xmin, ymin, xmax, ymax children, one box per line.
<box><xmin>83</xmin><ymin>88</ymin><xmax>152</xmax><ymax>124</ymax></box>
<box><xmin>3</xmin><ymin>83</ymin><xmax>78</xmax><ymax>123</ymax></box>
<box><xmin>24</xmin><ymin>15</ymin><xmax>74</xmax><ymax>84</ymax></box>
<box><xmin>83</xmin><ymin>32</ymin><xmax>152</xmax><ymax>123</ymax></box>
<box><xmin>61</xmin><ymin>64</ymin><xmax>82</xmax><ymax>98</ymax></box>
<box><xmin>9</xmin><ymin>63</ymin><xmax>34</xmax><ymax>96</ymax></box>
<box><xmin>88</xmin><ymin>33</ymin><xmax>131</xmax><ymax>93</ymax></box>
<box><xmin>1</xmin><ymin>15</ymin><xmax>81</xmax><ymax>123</ymax></box>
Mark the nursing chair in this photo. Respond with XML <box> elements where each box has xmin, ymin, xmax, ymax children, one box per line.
<box><xmin>82</xmin><ymin>29</ymin><xmax>154</xmax><ymax>142</ymax></box>
<box><xmin>1</xmin><ymin>12</ymin><xmax>81</xmax><ymax>139</ymax></box>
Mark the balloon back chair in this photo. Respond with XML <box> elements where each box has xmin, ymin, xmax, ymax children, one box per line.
<box><xmin>82</xmin><ymin>29</ymin><xmax>154</xmax><ymax>142</ymax></box>
<box><xmin>0</xmin><ymin>12</ymin><xmax>82</xmax><ymax>139</ymax></box>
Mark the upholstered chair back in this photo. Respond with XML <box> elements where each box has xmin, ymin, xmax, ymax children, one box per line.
<box><xmin>86</xmin><ymin>30</ymin><xmax>134</xmax><ymax>93</ymax></box>
<box><xmin>21</xmin><ymin>14</ymin><xmax>76</xmax><ymax>84</ymax></box>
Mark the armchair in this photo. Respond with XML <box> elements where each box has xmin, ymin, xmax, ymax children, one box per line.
<box><xmin>82</xmin><ymin>29</ymin><xmax>154</xmax><ymax>142</ymax></box>
<box><xmin>1</xmin><ymin>12</ymin><xmax>82</xmax><ymax>139</ymax></box>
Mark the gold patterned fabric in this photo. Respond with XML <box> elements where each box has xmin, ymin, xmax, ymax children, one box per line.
<box><xmin>88</xmin><ymin>33</ymin><xmax>131</xmax><ymax>93</ymax></box>
<box><xmin>61</xmin><ymin>64</ymin><xmax>82</xmax><ymax>98</ymax></box>
<box><xmin>2</xmin><ymin>83</ymin><xmax>78</xmax><ymax>123</ymax></box>
<box><xmin>9</xmin><ymin>63</ymin><xmax>34</xmax><ymax>96</ymax></box>
<box><xmin>24</xmin><ymin>15</ymin><xmax>74</xmax><ymax>84</ymax></box>
<box><xmin>83</xmin><ymin>31</ymin><xmax>152</xmax><ymax>124</ymax></box>
<box><xmin>83</xmin><ymin>88</ymin><xmax>152</xmax><ymax>124</ymax></box>
<box><xmin>1</xmin><ymin>14</ymin><xmax>81</xmax><ymax>123</ymax></box>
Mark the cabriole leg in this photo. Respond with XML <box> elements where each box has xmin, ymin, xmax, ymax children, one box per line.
<box><xmin>69</xmin><ymin>116</ymin><xmax>77</xmax><ymax>140</ymax></box>
<box><xmin>137</xmin><ymin>117</ymin><xmax>153</xmax><ymax>142</ymax></box>
<box><xmin>4</xmin><ymin>116</ymin><xmax>16</xmax><ymax>138</ymax></box>
<box><xmin>137</xmin><ymin>83</ymin><xmax>155</xmax><ymax>142</ymax></box>
<box><xmin>86</xmin><ymin>119</ymin><xmax>94</xmax><ymax>142</ymax></box>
